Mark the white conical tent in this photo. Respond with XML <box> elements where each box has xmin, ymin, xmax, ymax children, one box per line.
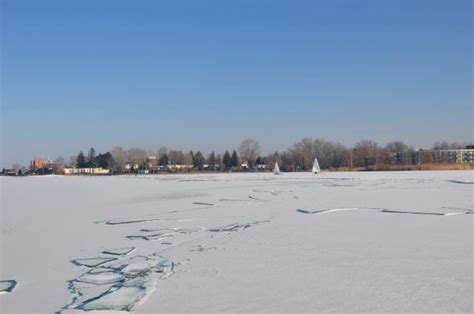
<box><xmin>273</xmin><ymin>162</ymin><xmax>280</xmax><ymax>174</ymax></box>
<box><xmin>312</xmin><ymin>157</ymin><xmax>320</xmax><ymax>174</ymax></box>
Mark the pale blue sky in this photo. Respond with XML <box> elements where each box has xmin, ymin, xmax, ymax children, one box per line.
<box><xmin>1</xmin><ymin>0</ymin><xmax>472</xmax><ymax>167</ymax></box>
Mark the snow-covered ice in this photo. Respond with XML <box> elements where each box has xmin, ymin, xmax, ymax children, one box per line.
<box><xmin>1</xmin><ymin>171</ymin><xmax>473</xmax><ymax>313</ymax></box>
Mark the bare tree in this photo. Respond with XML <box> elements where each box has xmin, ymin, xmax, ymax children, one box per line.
<box><xmin>386</xmin><ymin>141</ymin><xmax>410</xmax><ymax>153</ymax></box>
<box><xmin>11</xmin><ymin>163</ymin><xmax>21</xmax><ymax>173</ymax></box>
<box><xmin>377</xmin><ymin>148</ymin><xmax>394</xmax><ymax>164</ymax></box>
<box><xmin>432</xmin><ymin>141</ymin><xmax>464</xmax><ymax>150</ymax></box>
<box><xmin>352</xmin><ymin>139</ymin><xmax>379</xmax><ymax>167</ymax></box>
<box><xmin>266</xmin><ymin>152</ymin><xmax>282</xmax><ymax>171</ymax></box>
<box><xmin>184</xmin><ymin>151</ymin><xmax>194</xmax><ymax>166</ymax></box>
<box><xmin>52</xmin><ymin>156</ymin><xmax>66</xmax><ymax>174</ymax></box>
<box><xmin>156</xmin><ymin>146</ymin><xmax>168</xmax><ymax>158</ymax></box>
<box><xmin>168</xmin><ymin>150</ymin><xmax>185</xmax><ymax>165</ymax></box>
<box><xmin>290</xmin><ymin>138</ymin><xmax>350</xmax><ymax>170</ymax></box>
<box><xmin>238</xmin><ymin>139</ymin><xmax>261</xmax><ymax>168</ymax></box>
<box><xmin>280</xmin><ymin>151</ymin><xmax>296</xmax><ymax>172</ymax></box>
<box><xmin>290</xmin><ymin>138</ymin><xmax>319</xmax><ymax>170</ymax></box>
<box><xmin>328</xmin><ymin>143</ymin><xmax>351</xmax><ymax>168</ymax></box>
<box><xmin>111</xmin><ymin>146</ymin><xmax>128</xmax><ymax>172</ymax></box>
<box><xmin>68</xmin><ymin>155</ymin><xmax>77</xmax><ymax>167</ymax></box>
<box><xmin>127</xmin><ymin>148</ymin><xmax>147</xmax><ymax>164</ymax></box>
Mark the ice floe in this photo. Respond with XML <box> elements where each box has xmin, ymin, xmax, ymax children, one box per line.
<box><xmin>78</xmin><ymin>271</ymin><xmax>125</xmax><ymax>285</ymax></box>
<box><xmin>103</xmin><ymin>247</ymin><xmax>135</xmax><ymax>256</ymax></box>
<box><xmin>0</xmin><ymin>280</ymin><xmax>17</xmax><ymax>295</ymax></box>
<box><xmin>72</xmin><ymin>257</ymin><xmax>118</xmax><ymax>267</ymax></box>
<box><xmin>63</xmin><ymin>254</ymin><xmax>174</xmax><ymax>312</ymax></box>
<box><xmin>81</xmin><ymin>286</ymin><xmax>146</xmax><ymax>311</ymax></box>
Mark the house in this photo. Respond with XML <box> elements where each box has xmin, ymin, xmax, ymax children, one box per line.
<box><xmin>167</xmin><ymin>164</ymin><xmax>194</xmax><ymax>171</ymax></box>
<box><xmin>30</xmin><ymin>158</ymin><xmax>53</xmax><ymax>171</ymax></box>
<box><xmin>146</xmin><ymin>156</ymin><xmax>158</xmax><ymax>172</ymax></box>
<box><xmin>203</xmin><ymin>164</ymin><xmax>221</xmax><ymax>171</ymax></box>
<box><xmin>432</xmin><ymin>147</ymin><xmax>474</xmax><ymax>163</ymax></box>
<box><xmin>1</xmin><ymin>169</ymin><xmax>18</xmax><ymax>176</ymax></box>
<box><xmin>124</xmin><ymin>163</ymin><xmax>140</xmax><ymax>171</ymax></box>
<box><xmin>63</xmin><ymin>167</ymin><xmax>110</xmax><ymax>175</ymax></box>
<box><xmin>395</xmin><ymin>146</ymin><xmax>474</xmax><ymax>164</ymax></box>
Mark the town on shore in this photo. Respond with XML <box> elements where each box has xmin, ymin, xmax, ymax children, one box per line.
<box><xmin>2</xmin><ymin>138</ymin><xmax>473</xmax><ymax>176</ymax></box>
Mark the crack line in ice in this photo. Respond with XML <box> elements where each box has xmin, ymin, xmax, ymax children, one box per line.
<box><xmin>218</xmin><ymin>198</ymin><xmax>249</xmax><ymax>203</ymax></box>
<box><xmin>192</xmin><ymin>202</ymin><xmax>214</xmax><ymax>206</ymax></box>
<box><xmin>447</xmin><ymin>180</ymin><xmax>474</xmax><ymax>184</ymax></box>
<box><xmin>442</xmin><ymin>206</ymin><xmax>474</xmax><ymax>212</ymax></box>
<box><xmin>208</xmin><ymin>219</ymin><xmax>270</xmax><ymax>232</ymax></box>
<box><xmin>297</xmin><ymin>208</ymin><xmax>361</xmax><ymax>214</ymax></box>
<box><xmin>380</xmin><ymin>209</ymin><xmax>446</xmax><ymax>216</ymax></box>
<box><xmin>126</xmin><ymin>227</ymin><xmax>202</xmax><ymax>241</ymax></box>
<box><xmin>126</xmin><ymin>233</ymin><xmax>175</xmax><ymax>241</ymax></box>
<box><xmin>296</xmin><ymin>208</ymin><xmax>469</xmax><ymax>216</ymax></box>
<box><xmin>248</xmin><ymin>196</ymin><xmax>268</xmax><ymax>202</ymax></box>
<box><xmin>104</xmin><ymin>217</ymin><xmax>198</xmax><ymax>225</ymax></box>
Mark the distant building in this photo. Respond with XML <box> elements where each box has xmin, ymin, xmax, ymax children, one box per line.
<box><xmin>432</xmin><ymin>148</ymin><xmax>474</xmax><ymax>163</ymax></box>
<box><xmin>63</xmin><ymin>167</ymin><xmax>110</xmax><ymax>175</ymax></box>
<box><xmin>167</xmin><ymin>164</ymin><xmax>193</xmax><ymax>171</ymax></box>
<box><xmin>146</xmin><ymin>156</ymin><xmax>158</xmax><ymax>172</ymax></box>
<box><xmin>124</xmin><ymin>163</ymin><xmax>139</xmax><ymax>171</ymax></box>
<box><xmin>30</xmin><ymin>158</ymin><xmax>53</xmax><ymax>171</ymax></box>
<box><xmin>1</xmin><ymin>169</ymin><xmax>18</xmax><ymax>176</ymax></box>
<box><xmin>395</xmin><ymin>147</ymin><xmax>474</xmax><ymax>164</ymax></box>
<box><xmin>203</xmin><ymin>164</ymin><xmax>221</xmax><ymax>171</ymax></box>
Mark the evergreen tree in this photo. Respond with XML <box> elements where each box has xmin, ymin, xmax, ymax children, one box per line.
<box><xmin>208</xmin><ymin>151</ymin><xmax>216</xmax><ymax>169</ymax></box>
<box><xmin>222</xmin><ymin>151</ymin><xmax>232</xmax><ymax>170</ymax></box>
<box><xmin>188</xmin><ymin>150</ymin><xmax>195</xmax><ymax>165</ymax></box>
<box><xmin>159</xmin><ymin>154</ymin><xmax>169</xmax><ymax>166</ymax></box>
<box><xmin>255</xmin><ymin>156</ymin><xmax>262</xmax><ymax>165</ymax></box>
<box><xmin>231</xmin><ymin>150</ymin><xmax>239</xmax><ymax>168</ymax></box>
<box><xmin>87</xmin><ymin>148</ymin><xmax>97</xmax><ymax>167</ymax></box>
<box><xmin>76</xmin><ymin>151</ymin><xmax>87</xmax><ymax>168</ymax></box>
<box><xmin>98</xmin><ymin>152</ymin><xmax>115</xmax><ymax>169</ymax></box>
<box><xmin>193</xmin><ymin>151</ymin><xmax>205</xmax><ymax>170</ymax></box>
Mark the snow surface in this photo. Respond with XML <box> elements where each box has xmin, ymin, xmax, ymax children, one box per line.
<box><xmin>1</xmin><ymin>171</ymin><xmax>473</xmax><ymax>313</ymax></box>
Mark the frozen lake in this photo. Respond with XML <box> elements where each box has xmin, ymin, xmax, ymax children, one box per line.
<box><xmin>1</xmin><ymin>171</ymin><xmax>473</xmax><ymax>313</ymax></box>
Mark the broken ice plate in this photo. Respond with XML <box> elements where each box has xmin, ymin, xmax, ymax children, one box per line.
<box><xmin>0</xmin><ymin>280</ymin><xmax>17</xmax><ymax>294</ymax></box>
<box><xmin>72</xmin><ymin>257</ymin><xmax>117</xmax><ymax>267</ymax></box>
<box><xmin>80</xmin><ymin>286</ymin><xmax>146</xmax><ymax>311</ymax></box>
<box><xmin>78</xmin><ymin>272</ymin><xmax>125</xmax><ymax>285</ymax></box>
<box><xmin>102</xmin><ymin>247</ymin><xmax>135</xmax><ymax>256</ymax></box>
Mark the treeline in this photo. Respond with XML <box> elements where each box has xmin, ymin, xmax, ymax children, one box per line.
<box><xmin>48</xmin><ymin>138</ymin><xmax>471</xmax><ymax>174</ymax></box>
